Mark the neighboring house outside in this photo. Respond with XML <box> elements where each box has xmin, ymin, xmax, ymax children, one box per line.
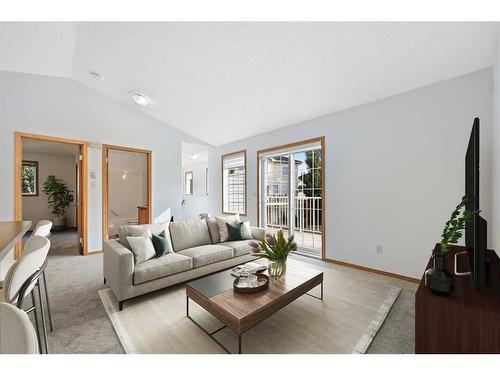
<box><xmin>265</xmin><ymin>156</ymin><xmax>304</xmax><ymax>196</ymax></box>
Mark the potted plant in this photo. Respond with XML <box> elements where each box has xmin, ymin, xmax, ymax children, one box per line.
<box><xmin>426</xmin><ymin>195</ymin><xmax>478</xmax><ymax>296</ymax></box>
<box><xmin>42</xmin><ymin>175</ymin><xmax>74</xmax><ymax>232</ymax></box>
<box><xmin>249</xmin><ymin>230</ymin><xmax>297</xmax><ymax>280</ymax></box>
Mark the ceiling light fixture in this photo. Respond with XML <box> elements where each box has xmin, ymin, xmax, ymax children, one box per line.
<box><xmin>129</xmin><ymin>91</ymin><xmax>152</xmax><ymax>106</ymax></box>
<box><xmin>189</xmin><ymin>153</ymin><xmax>199</xmax><ymax>160</ymax></box>
<box><xmin>90</xmin><ymin>71</ymin><xmax>104</xmax><ymax>80</ymax></box>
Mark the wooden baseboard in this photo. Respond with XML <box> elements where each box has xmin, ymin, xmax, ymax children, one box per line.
<box><xmin>323</xmin><ymin>257</ymin><xmax>421</xmax><ymax>283</ymax></box>
<box><xmin>87</xmin><ymin>250</ymin><xmax>103</xmax><ymax>256</ymax></box>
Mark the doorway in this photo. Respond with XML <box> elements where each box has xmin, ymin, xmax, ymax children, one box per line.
<box><xmin>14</xmin><ymin>132</ymin><xmax>88</xmax><ymax>258</ymax></box>
<box><xmin>102</xmin><ymin>145</ymin><xmax>152</xmax><ymax>240</ymax></box>
<box><xmin>257</xmin><ymin>137</ymin><xmax>325</xmax><ymax>259</ymax></box>
<box><xmin>181</xmin><ymin>142</ymin><xmax>211</xmax><ymax>220</ymax></box>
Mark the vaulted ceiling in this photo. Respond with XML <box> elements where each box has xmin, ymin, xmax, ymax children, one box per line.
<box><xmin>1</xmin><ymin>22</ymin><xmax>499</xmax><ymax>146</ymax></box>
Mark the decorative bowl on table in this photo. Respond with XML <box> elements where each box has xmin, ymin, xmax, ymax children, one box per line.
<box><xmin>233</xmin><ymin>274</ymin><xmax>269</xmax><ymax>293</ymax></box>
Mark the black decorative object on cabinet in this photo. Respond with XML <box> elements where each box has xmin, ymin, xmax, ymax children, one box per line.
<box><xmin>425</xmin><ymin>251</ymin><xmax>455</xmax><ymax>296</ymax></box>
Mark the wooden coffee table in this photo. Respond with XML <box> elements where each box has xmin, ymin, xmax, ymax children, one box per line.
<box><xmin>186</xmin><ymin>259</ymin><xmax>323</xmax><ymax>354</ymax></box>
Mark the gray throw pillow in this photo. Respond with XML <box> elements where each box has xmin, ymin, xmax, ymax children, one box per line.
<box><xmin>151</xmin><ymin>230</ymin><xmax>170</xmax><ymax>257</ymax></box>
<box><xmin>215</xmin><ymin>214</ymin><xmax>240</xmax><ymax>242</ymax></box>
<box><xmin>226</xmin><ymin>222</ymin><xmax>244</xmax><ymax>241</ymax></box>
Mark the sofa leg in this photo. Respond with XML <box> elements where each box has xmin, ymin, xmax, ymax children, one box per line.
<box><xmin>118</xmin><ymin>301</ymin><xmax>124</xmax><ymax>311</ymax></box>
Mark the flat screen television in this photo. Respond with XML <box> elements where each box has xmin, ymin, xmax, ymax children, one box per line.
<box><xmin>464</xmin><ymin>117</ymin><xmax>489</xmax><ymax>292</ymax></box>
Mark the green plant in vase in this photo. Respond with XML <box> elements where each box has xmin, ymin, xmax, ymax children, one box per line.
<box><xmin>439</xmin><ymin>195</ymin><xmax>479</xmax><ymax>254</ymax></box>
<box><xmin>249</xmin><ymin>230</ymin><xmax>297</xmax><ymax>280</ymax></box>
<box><xmin>426</xmin><ymin>195</ymin><xmax>479</xmax><ymax>296</ymax></box>
<box><xmin>42</xmin><ymin>175</ymin><xmax>74</xmax><ymax>231</ymax></box>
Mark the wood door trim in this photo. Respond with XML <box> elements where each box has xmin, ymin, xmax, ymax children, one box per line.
<box><xmin>256</xmin><ymin>136</ymin><xmax>325</xmax><ymax>260</ymax></box>
<box><xmin>14</xmin><ymin>132</ymin><xmax>89</xmax><ymax>257</ymax></box>
<box><xmin>102</xmin><ymin>144</ymin><xmax>152</xmax><ymax>241</ymax></box>
<box><xmin>221</xmin><ymin>149</ymin><xmax>247</xmax><ymax>216</ymax></box>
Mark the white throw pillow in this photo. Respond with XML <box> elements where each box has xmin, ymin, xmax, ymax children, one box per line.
<box><xmin>120</xmin><ymin>222</ymin><xmax>174</xmax><ymax>253</ymax></box>
<box><xmin>127</xmin><ymin>230</ymin><xmax>155</xmax><ymax>264</ymax></box>
<box><xmin>241</xmin><ymin>221</ymin><xmax>253</xmax><ymax>240</ymax></box>
<box><xmin>215</xmin><ymin>214</ymin><xmax>240</xmax><ymax>242</ymax></box>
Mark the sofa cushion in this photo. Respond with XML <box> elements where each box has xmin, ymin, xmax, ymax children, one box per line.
<box><xmin>241</xmin><ymin>222</ymin><xmax>253</xmax><ymax>240</ymax></box>
<box><xmin>151</xmin><ymin>230</ymin><xmax>171</xmax><ymax>257</ymax></box>
<box><xmin>133</xmin><ymin>253</ymin><xmax>193</xmax><ymax>284</ymax></box>
<box><xmin>226</xmin><ymin>222</ymin><xmax>244</xmax><ymax>241</ymax></box>
<box><xmin>206</xmin><ymin>218</ymin><xmax>221</xmax><ymax>244</ymax></box>
<box><xmin>118</xmin><ymin>225</ymin><xmax>144</xmax><ymax>249</ymax></box>
<box><xmin>177</xmin><ymin>245</ymin><xmax>234</xmax><ymax>268</ymax></box>
<box><xmin>127</xmin><ymin>231</ymin><xmax>156</xmax><ymax>264</ymax></box>
<box><xmin>169</xmin><ymin>220</ymin><xmax>212</xmax><ymax>251</ymax></box>
<box><xmin>221</xmin><ymin>240</ymin><xmax>254</xmax><ymax>257</ymax></box>
<box><xmin>119</xmin><ymin>222</ymin><xmax>172</xmax><ymax>252</ymax></box>
<box><xmin>215</xmin><ymin>214</ymin><xmax>240</xmax><ymax>242</ymax></box>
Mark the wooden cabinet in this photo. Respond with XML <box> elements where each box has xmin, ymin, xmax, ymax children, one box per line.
<box><xmin>415</xmin><ymin>245</ymin><xmax>500</xmax><ymax>353</ymax></box>
<box><xmin>137</xmin><ymin>206</ymin><xmax>149</xmax><ymax>225</ymax></box>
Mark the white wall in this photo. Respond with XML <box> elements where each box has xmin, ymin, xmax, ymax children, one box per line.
<box><xmin>492</xmin><ymin>33</ymin><xmax>500</xmax><ymax>253</ymax></box>
<box><xmin>214</xmin><ymin>69</ymin><xmax>493</xmax><ymax>278</ymax></box>
<box><xmin>22</xmin><ymin>152</ymin><xmax>78</xmax><ymax>228</ymax></box>
<box><xmin>0</xmin><ymin>71</ymin><xmax>211</xmax><ymax>253</ymax></box>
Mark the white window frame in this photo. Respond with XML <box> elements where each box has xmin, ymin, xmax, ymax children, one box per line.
<box><xmin>222</xmin><ymin>150</ymin><xmax>247</xmax><ymax>215</ymax></box>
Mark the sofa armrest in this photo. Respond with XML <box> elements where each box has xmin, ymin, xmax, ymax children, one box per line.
<box><xmin>250</xmin><ymin>226</ymin><xmax>266</xmax><ymax>241</ymax></box>
<box><xmin>103</xmin><ymin>239</ymin><xmax>134</xmax><ymax>301</ymax></box>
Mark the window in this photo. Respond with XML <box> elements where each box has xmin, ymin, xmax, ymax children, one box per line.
<box><xmin>185</xmin><ymin>171</ymin><xmax>193</xmax><ymax>195</ymax></box>
<box><xmin>22</xmin><ymin>160</ymin><xmax>39</xmax><ymax>196</ymax></box>
<box><xmin>222</xmin><ymin>150</ymin><xmax>246</xmax><ymax>215</ymax></box>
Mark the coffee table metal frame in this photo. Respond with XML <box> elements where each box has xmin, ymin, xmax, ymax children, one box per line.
<box><xmin>186</xmin><ymin>279</ymin><xmax>323</xmax><ymax>354</ymax></box>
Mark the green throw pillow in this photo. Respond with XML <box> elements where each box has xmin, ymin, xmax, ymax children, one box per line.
<box><xmin>226</xmin><ymin>222</ymin><xmax>244</xmax><ymax>241</ymax></box>
<box><xmin>152</xmin><ymin>230</ymin><xmax>170</xmax><ymax>257</ymax></box>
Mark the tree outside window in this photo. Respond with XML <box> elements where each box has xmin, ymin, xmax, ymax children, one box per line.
<box><xmin>22</xmin><ymin>160</ymin><xmax>39</xmax><ymax>196</ymax></box>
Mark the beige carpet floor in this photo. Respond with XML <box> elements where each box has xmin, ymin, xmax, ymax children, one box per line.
<box><xmin>23</xmin><ymin>231</ymin><xmax>417</xmax><ymax>353</ymax></box>
<box><xmin>99</xmin><ymin>258</ymin><xmax>402</xmax><ymax>354</ymax></box>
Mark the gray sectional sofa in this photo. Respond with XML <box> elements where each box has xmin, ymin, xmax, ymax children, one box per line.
<box><xmin>103</xmin><ymin>218</ymin><xmax>264</xmax><ymax>310</ymax></box>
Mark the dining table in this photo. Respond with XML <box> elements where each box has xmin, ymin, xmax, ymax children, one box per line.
<box><xmin>0</xmin><ymin>221</ymin><xmax>32</xmax><ymax>262</ymax></box>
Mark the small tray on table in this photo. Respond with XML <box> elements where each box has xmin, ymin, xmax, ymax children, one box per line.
<box><xmin>233</xmin><ymin>274</ymin><xmax>269</xmax><ymax>293</ymax></box>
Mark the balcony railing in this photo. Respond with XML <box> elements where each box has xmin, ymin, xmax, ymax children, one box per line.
<box><xmin>265</xmin><ymin>195</ymin><xmax>322</xmax><ymax>252</ymax></box>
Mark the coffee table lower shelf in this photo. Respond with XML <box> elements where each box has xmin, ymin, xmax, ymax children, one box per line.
<box><xmin>186</xmin><ymin>280</ymin><xmax>323</xmax><ymax>354</ymax></box>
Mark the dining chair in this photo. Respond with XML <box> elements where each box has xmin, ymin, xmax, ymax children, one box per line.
<box><xmin>26</xmin><ymin>223</ymin><xmax>54</xmax><ymax>332</ymax></box>
<box><xmin>2</xmin><ymin>236</ymin><xmax>51</xmax><ymax>354</ymax></box>
<box><xmin>0</xmin><ymin>302</ymin><xmax>39</xmax><ymax>354</ymax></box>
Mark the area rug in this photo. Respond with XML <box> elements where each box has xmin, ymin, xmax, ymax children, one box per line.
<box><xmin>99</xmin><ymin>259</ymin><xmax>401</xmax><ymax>354</ymax></box>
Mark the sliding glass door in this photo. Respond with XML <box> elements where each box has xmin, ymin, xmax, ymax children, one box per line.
<box><xmin>293</xmin><ymin>148</ymin><xmax>322</xmax><ymax>256</ymax></box>
<box><xmin>258</xmin><ymin>140</ymin><xmax>323</xmax><ymax>258</ymax></box>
